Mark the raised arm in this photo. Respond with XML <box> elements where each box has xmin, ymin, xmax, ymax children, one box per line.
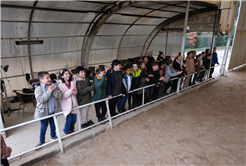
<box><xmin>35</xmin><ymin>86</ymin><xmax>52</xmax><ymax>104</ymax></box>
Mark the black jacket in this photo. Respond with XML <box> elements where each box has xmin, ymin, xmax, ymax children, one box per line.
<box><xmin>173</xmin><ymin>60</ymin><xmax>182</xmax><ymax>71</ymax></box>
<box><xmin>147</xmin><ymin>67</ymin><xmax>160</xmax><ymax>85</ymax></box>
<box><xmin>106</xmin><ymin>68</ymin><xmax>122</xmax><ymax>96</ymax></box>
<box><xmin>147</xmin><ymin>56</ymin><xmax>155</xmax><ymax>69</ymax></box>
<box><xmin>203</xmin><ymin>57</ymin><xmax>211</xmax><ymax>70</ymax></box>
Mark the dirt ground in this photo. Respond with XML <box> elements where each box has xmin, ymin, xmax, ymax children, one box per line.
<box><xmin>34</xmin><ymin>66</ymin><xmax>245</xmax><ymax>166</ymax></box>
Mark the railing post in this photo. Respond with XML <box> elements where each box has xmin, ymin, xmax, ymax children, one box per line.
<box><xmin>176</xmin><ymin>78</ymin><xmax>181</xmax><ymax>93</ymax></box>
<box><xmin>77</xmin><ymin>108</ymin><xmax>81</xmax><ymax>130</ymax></box>
<box><xmin>105</xmin><ymin>99</ymin><xmax>112</xmax><ymax>129</ymax></box>
<box><xmin>53</xmin><ymin>116</ymin><xmax>64</xmax><ymax>153</ymax></box>
<box><xmin>142</xmin><ymin>88</ymin><xmax>145</xmax><ymax>105</ymax></box>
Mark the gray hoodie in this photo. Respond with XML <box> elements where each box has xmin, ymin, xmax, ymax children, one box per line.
<box><xmin>34</xmin><ymin>82</ymin><xmax>63</xmax><ymax>119</ymax></box>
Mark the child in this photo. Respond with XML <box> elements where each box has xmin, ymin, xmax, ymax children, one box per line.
<box><xmin>136</xmin><ymin>61</ymin><xmax>150</xmax><ymax>105</ymax></box>
<box><xmin>146</xmin><ymin>61</ymin><xmax>165</xmax><ymax>101</ymax></box>
<box><xmin>198</xmin><ymin>52</ymin><xmax>206</xmax><ymax>82</ymax></box>
<box><xmin>107</xmin><ymin>60</ymin><xmax>122</xmax><ymax>117</ymax></box>
<box><xmin>184</xmin><ymin>52</ymin><xmax>195</xmax><ymax>88</ymax></box>
<box><xmin>34</xmin><ymin>71</ymin><xmax>63</xmax><ymax>147</ymax></box>
<box><xmin>75</xmin><ymin>66</ymin><xmax>94</xmax><ymax>128</ymax></box>
<box><xmin>203</xmin><ymin>52</ymin><xmax>212</xmax><ymax>79</ymax></box>
<box><xmin>210</xmin><ymin>47</ymin><xmax>219</xmax><ymax>78</ymax></box>
<box><xmin>158</xmin><ymin>61</ymin><xmax>166</xmax><ymax>97</ymax></box>
<box><xmin>117</xmin><ymin>65</ymin><xmax>132</xmax><ymax>113</ymax></box>
<box><xmin>146</xmin><ymin>49</ymin><xmax>155</xmax><ymax>69</ymax></box>
<box><xmin>130</xmin><ymin>62</ymin><xmax>153</xmax><ymax>108</ymax></box>
<box><xmin>172</xmin><ymin>55</ymin><xmax>183</xmax><ymax>93</ymax></box>
<box><xmin>164</xmin><ymin>59</ymin><xmax>182</xmax><ymax>95</ymax></box>
<box><xmin>157</xmin><ymin>51</ymin><xmax>165</xmax><ymax>62</ymax></box>
<box><xmin>58</xmin><ymin>69</ymin><xmax>78</xmax><ymax>135</ymax></box>
<box><xmin>194</xmin><ymin>54</ymin><xmax>205</xmax><ymax>83</ymax></box>
<box><xmin>93</xmin><ymin>67</ymin><xmax>107</xmax><ymax>123</ymax></box>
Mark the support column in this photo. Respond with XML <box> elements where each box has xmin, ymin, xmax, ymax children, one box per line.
<box><xmin>165</xmin><ymin>29</ymin><xmax>168</xmax><ymax>56</ymax></box>
<box><xmin>221</xmin><ymin>31</ymin><xmax>232</xmax><ymax>75</ymax></box>
<box><xmin>176</xmin><ymin>0</ymin><xmax>190</xmax><ymax>93</ymax></box>
<box><xmin>27</xmin><ymin>1</ymin><xmax>38</xmax><ymax>78</ymax></box>
<box><xmin>207</xmin><ymin>10</ymin><xmax>218</xmax><ymax>80</ymax></box>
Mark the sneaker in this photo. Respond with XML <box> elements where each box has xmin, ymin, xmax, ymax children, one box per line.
<box><xmin>128</xmin><ymin>105</ymin><xmax>132</xmax><ymax>110</ymax></box>
<box><xmin>100</xmin><ymin>117</ymin><xmax>106</xmax><ymax>124</ymax></box>
<box><xmin>35</xmin><ymin>142</ymin><xmax>45</xmax><ymax>148</ymax></box>
<box><xmin>118</xmin><ymin>108</ymin><xmax>123</xmax><ymax>113</ymax></box>
<box><xmin>81</xmin><ymin>123</ymin><xmax>87</xmax><ymax>128</ymax></box>
<box><xmin>101</xmin><ymin>117</ymin><xmax>107</xmax><ymax>120</ymax></box>
<box><xmin>87</xmin><ymin>120</ymin><xmax>95</xmax><ymax>126</ymax></box>
<box><xmin>50</xmin><ymin>136</ymin><xmax>58</xmax><ymax>141</ymax></box>
<box><xmin>98</xmin><ymin>117</ymin><xmax>102</xmax><ymax>123</ymax></box>
<box><xmin>112</xmin><ymin>112</ymin><xmax>118</xmax><ymax>117</ymax></box>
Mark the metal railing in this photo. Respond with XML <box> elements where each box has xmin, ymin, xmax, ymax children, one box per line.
<box><xmin>0</xmin><ymin>64</ymin><xmax>223</xmax><ymax>161</ymax></box>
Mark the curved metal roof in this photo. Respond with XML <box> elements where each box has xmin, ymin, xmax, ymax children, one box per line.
<box><xmin>1</xmin><ymin>0</ymin><xmax>219</xmax><ymax>96</ymax></box>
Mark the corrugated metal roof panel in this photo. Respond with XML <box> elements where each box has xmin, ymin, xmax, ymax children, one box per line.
<box><xmin>96</xmin><ymin>24</ymin><xmax>129</xmax><ymax>35</ymax></box>
<box><xmin>118</xmin><ymin>7</ymin><xmax>152</xmax><ymax>15</ymax></box>
<box><xmin>135</xmin><ymin>17</ymin><xmax>166</xmax><ymax>24</ymax></box>
<box><xmin>126</xmin><ymin>25</ymin><xmax>156</xmax><ymax>34</ymax></box>
<box><xmin>105</xmin><ymin>15</ymin><xmax>138</xmax><ymax>24</ymax></box>
<box><xmin>0</xmin><ymin>1</ymin><xmax>34</xmax><ymax>6</ymax></box>
<box><xmin>36</xmin><ymin>1</ymin><xmax>107</xmax><ymax>11</ymax></box>
<box><xmin>147</xmin><ymin>11</ymin><xmax>179</xmax><ymax>17</ymax></box>
<box><xmin>133</xmin><ymin>1</ymin><xmax>168</xmax><ymax>9</ymax></box>
<box><xmin>32</xmin><ymin>10</ymin><xmax>97</xmax><ymax>22</ymax></box>
<box><xmin>1</xmin><ymin>8</ymin><xmax>31</xmax><ymax>21</ymax></box>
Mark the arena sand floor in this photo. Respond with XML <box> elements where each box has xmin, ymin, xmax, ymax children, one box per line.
<box><xmin>33</xmin><ymin>65</ymin><xmax>245</xmax><ymax>166</ymax></box>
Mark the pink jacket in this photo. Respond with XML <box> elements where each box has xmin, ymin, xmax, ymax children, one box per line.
<box><xmin>58</xmin><ymin>79</ymin><xmax>78</xmax><ymax>117</ymax></box>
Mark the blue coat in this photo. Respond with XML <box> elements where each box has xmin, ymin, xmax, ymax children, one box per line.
<box><xmin>212</xmin><ymin>52</ymin><xmax>219</xmax><ymax>64</ymax></box>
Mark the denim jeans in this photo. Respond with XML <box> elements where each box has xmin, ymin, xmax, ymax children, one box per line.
<box><xmin>63</xmin><ymin>113</ymin><xmax>77</xmax><ymax>134</ymax></box>
<box><xmin>171</xmin><ymin>79</ymin><xmax>178</xmax><ymax>93</ymax></box>
<box><xmin>145</xmin><ymin>86</ymin><xmax>154</xmax><ymax>101</ymax></box>
<box><xmin>40</xmin><ymin>117</ymin><xmax>56</xmax><ymax>143</ymax></box>
<box><xmin>117</xmin><ymin>94</ymin><xmax>129</xmax><ymax>110</ymax></box>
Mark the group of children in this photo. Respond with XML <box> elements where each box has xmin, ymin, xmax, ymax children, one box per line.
<box><xmin>34</xmin><ymin>47</ymin><xmax>218</xmax><ymax>147</ymax></box>
<box><xmin>34</xmin><ymin>67</ymin><xmax>96</xmax><ymax>147</ymax></box>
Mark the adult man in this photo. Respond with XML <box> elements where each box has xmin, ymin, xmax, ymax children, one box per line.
<box><xmin>210</xmin><ymin>47</ymin><xmax>219</xmax><ymax>78</ymax></box>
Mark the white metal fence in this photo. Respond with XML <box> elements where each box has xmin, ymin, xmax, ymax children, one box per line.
<box><xmin>0</xmin><ymin>65</ymin><xmax>223</xmax><ymax>161</ymax></box>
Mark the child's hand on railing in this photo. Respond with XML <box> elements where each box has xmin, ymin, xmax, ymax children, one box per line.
<box><xmin>159</xmin><ymin>77</ymin><xmax>165</xmax><ymax>81</ymax></box>
<box><xmin>108</xmin><ymin>95</ymin><xmax>112</xmax><ymax>99</ymax></box>
<box><xmin>122</xmin><ymin>94</ymin><xmax>125</xmax><ymax>97</ymax></box>
<box><xmin>178</xmin><ymin>71</ymin><xmax>183</xmax><ymax>74</ymax></box>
